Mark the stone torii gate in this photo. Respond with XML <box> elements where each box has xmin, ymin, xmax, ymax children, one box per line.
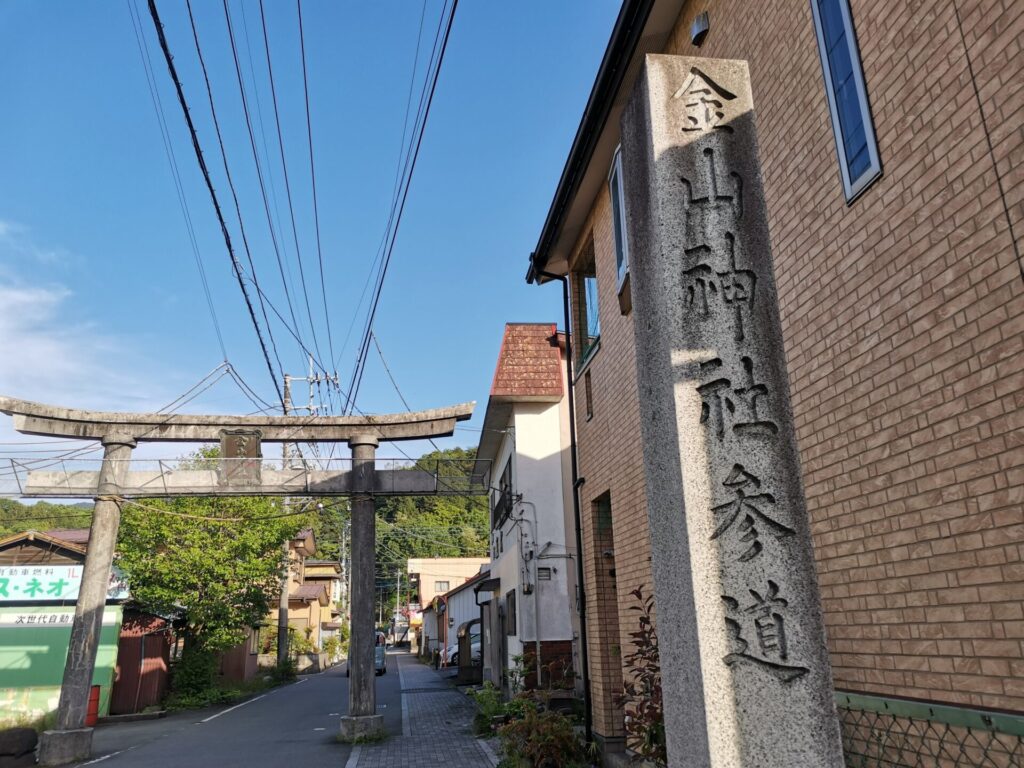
<box><xmin>0</xmin><ymin>396</ymin><xmax>475</xmax><ymax>766</ymax></box>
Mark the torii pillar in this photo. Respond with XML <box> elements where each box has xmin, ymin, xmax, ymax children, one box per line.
<box><xmin>340</xmin><ymin>433</ymin><xmax>383</xmax><ymax>741</ymax></box>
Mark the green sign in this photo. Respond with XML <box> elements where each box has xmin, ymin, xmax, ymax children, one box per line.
<box><xmin>0</xmin><ymin>565</ymin><xmax>129</xmax><ymax>603</ymax></box>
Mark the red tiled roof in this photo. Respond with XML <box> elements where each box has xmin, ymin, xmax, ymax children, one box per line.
<box><xmin>489</xmin><ymin>323</ymin><xmax>563</xmax><ymax>400</ymax></box>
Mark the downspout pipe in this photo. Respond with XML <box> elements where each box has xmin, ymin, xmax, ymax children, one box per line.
<box><xmin>528</xmin><ymin>253</ymin><xmax>592</xmax><ymax>744</ymax></box>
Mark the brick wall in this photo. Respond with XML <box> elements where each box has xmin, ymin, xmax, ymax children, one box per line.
<box><xmin>569</xmin><ymin>191</ymin><xmax>654</xmax><ymax>741</ymax></box>
<box><xmin>566</xmin><ymin>0</ymin><xmax>1023</xmax><ymax>726</ymax></box>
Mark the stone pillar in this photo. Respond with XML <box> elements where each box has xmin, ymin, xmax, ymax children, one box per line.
<box><xmin>620</xmin><ymin>55</ymin><xmax>843</xmax><ymax>767</ymax></box>
<box><xmin>39</xmin><ymin>434</ymin><xmax>135</xmax><ymax>767</ymax></box>
<box><xmin>339</xmin><ymin>434</ymin><xmax>384</xmax><ymax>742</ymax></box>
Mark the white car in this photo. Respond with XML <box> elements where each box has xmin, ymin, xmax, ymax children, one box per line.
<box><xmin>445</xmin><ymin>634</ymin><xmax>481</xmax><ymax>665</ymax></box>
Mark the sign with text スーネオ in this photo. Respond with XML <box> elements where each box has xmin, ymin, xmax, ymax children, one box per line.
<box><xmin>0</xmin><ymin>564</ymin><xmax>129</xmax><ymax>603</ymax></box>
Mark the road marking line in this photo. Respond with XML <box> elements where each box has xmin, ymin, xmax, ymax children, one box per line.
<box><xmin>344</xmin><ymin>744</ymin><xmax>361</xmax><ymax>768</ymax></box>
<box><xmin>198</xmin><ymin>693</ymin><xmax>267</xmax><ymax>723</ymax></box>
<box><xmin>80</xmin><ymin>747</ymin><xmax>136</xmax><ymax>765</ymax></box>
<box><xmin>313</xmin><ymin>727</ymin><xmax>326</xmax><ymax>731</ymax></box>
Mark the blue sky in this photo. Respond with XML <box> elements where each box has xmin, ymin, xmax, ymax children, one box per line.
<box><xmin>0</xmin><ymin>0</ymin><xmax>619</xmax><ymax>463</ymax></box>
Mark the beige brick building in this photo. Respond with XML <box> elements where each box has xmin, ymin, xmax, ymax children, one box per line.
<box><xmin>527</xmin><ymin>0</ymin><xmax>1022</xmax><ymax>761</ymax></box>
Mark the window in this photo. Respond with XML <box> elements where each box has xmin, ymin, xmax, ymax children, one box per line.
<box><xmin>810</xmin><ymin>0</ymin><xmax>881</xmax><ymax>201</ymax></box>
<box><xmin>505</xmin><ymin>590</ymin><xmax>517</xmax><ymax>636</ymax></box>
<box><xmin>492</xmin><ymin>458</ymin><xmax>513</xmax><ymax>528</ymax></box>
<box><xmin>434</xmin><ymin>580</ymin><xmax>449</xmax><ymax>593</ymax></box>
<box><xmin>584</xmin><ymin>370</ymin><xmax>593</xmax><ymax>421</ymax></box>
<box><xmin>609</xmin><ymin>147</ymin><xmax>629</xmax><ymax>290</ymax></box>
<box><xmin>572</xmin><ymin>243</ymin><xmax>600</xmax><ymax>366</ymax></box>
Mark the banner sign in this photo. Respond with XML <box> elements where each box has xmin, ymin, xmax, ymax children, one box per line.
<box><xmin>0</xmin><ymin>565</ymin><xmax>129</xmax><ymax>603</ymax></box>
<box><xmin>0</xmin><ymin>607</ymin><xmax>121</xmax><ymax>627</ymax></box>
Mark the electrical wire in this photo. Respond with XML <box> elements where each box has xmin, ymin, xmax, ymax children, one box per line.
<box><xmin>148</xmin><ymin>0</ymin><xmax>285</xmax><ymax>407</ymax></box>
<box><xmin>127</xmin><ymin>0</ymin><xmax>228</xmax><ymax>362</ymax></box>
<box><xmin>296</xmin><ymin>0</ymin><xmax>336</xmax><ymax>374</ymax></box>
<box><xmin>332</xmin><ymin>0</ymin><xmax>428</xmax><ymax>374</ymax></box>
<box><xmin>257</xmin><ymin>0</ymin><xmax>326</xmax><ymax>374</ymax></box>
<box><xmin>344</xmin><ymin>0</ymin><xmax>459</xmax><ymax>414</ymax></box>
<box><xmin>371</xmin><ymin>331</ymin><xmax>441</xmax><ymax>453</ymax></box>
<box><xmin>221</xmin><ymin>0</ymin><xmax>312</xmax><ymax>377</ymax></box>
<box><xmin>185</xmin><ymin>0</ymin><xmax>289</xmax><ymax>387</ymax></box>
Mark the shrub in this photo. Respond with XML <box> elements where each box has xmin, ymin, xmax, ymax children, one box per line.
<box><xmin>171</xmin><ymin>647</ymin><xmax>218</xmax><ymax>696</ymax></box>
<box><xmin>496</xmin><ymin>699</ymin><xmax>588</xmax><ymax>768</ymax></box>
<box><xmin>323</xmin><ymin>636</ymin><xmax>341</xmax><ymax>661</ymax></box>
<box><xmin>614</xmin><ymin>586</ymin><xmax>666</xmax><ymax>767</ymax></box>
<box><xmin>469</xmin><ymin>682</ymin><xmax>506</xmax><ymax>735</ymax></box>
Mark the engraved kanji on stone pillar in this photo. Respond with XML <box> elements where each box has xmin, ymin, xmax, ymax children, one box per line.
<box><xmin>621</xmin><ymin>55</ymin><xmax>844</xmax><ymax>767</ymax></box>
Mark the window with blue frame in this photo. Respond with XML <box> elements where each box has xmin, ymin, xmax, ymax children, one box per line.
<box><xmin>572</xmin><ymin>242</ymin><xmax>600</xmax><ymax>365</ymax></box>
<box><xmin>810</xmin><ymin>0</ymin><xmax>881</xmax><ymax>201</ymax></box>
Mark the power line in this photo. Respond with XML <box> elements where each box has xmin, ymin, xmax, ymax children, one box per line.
<box><xmin>127</xmin><ymin>0</ymin><xmax>228</xmax><ymax>362</ymax></box>
<box><xmin>221</xmin><ymin>0</ymin><xmax>312</xmax><ymax>377</ymax></box>
<box><xmin>257</xmin><ymin>0</ymin><xmax>326</xmax><ymax>376</ymax></box>
<box><xmin>332</xmin><ymin>0</ymin><xmax>429</xmax><ymax>375</ymax></box>
<box><xmin>296</xmin><ymin>0</ymin><xmax>336</xmax><ymax>375</ymax></box>
<box><xmin>371</xmin><ymin>331</ymin><xmax>442</xmax><ymax>453</ymax></box>
<box><xmin>185</xmin><ymin>0</ymin><xmax>288</xmax><ymax>386</ymax></box>
<box><xmin>148</xmin><ymin>0</ymin><xmax>284</xmax><ymax>407</ymax></box>
<box><xmin>344</xmin><ymin>0</ymin><xmax>459</xmax><ymax>413</ymax></box>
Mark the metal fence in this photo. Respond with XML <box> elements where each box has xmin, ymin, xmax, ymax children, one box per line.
<box><xmin>836</xmin><ymin>691</ymin><xmax>1024</xmax><ymax>767</ymax></box>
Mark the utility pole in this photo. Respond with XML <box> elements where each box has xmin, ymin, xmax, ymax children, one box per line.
<box><xmin>278</xmin><ymin>356</ymin><xmax>339</xmax><ymax>666</ymax></box>
<box><xmin>277</xmin><ymin>377</ymin><xmax>293</xmax><ymax>669</ymax></box>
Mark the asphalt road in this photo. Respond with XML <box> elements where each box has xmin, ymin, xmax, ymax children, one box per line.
<box><xmin>76</xmin><ymin>655</ymin><xmax>404</xmax><ymax>767</ymax></box>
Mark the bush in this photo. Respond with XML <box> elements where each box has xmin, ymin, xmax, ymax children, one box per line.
<box><xmin>322</xmin><ymin>636</ymin><xmax>341</xmax><ymax>661</ymax></box>
<box><xmin>172</xmin><ymin>647</ymin><xmax>218</xmax><ymax>696</ymax></box>
<box><xmin>290</xmin><ymin>626</ymin><xmax>318</xmax><ymax>654</ymax></box>
<box><xmin>496</xmin><ymin>699</ymin><xmax>588</xmax><ymax>768</ymax></box>
<box><xmin>613</xmin><ymin>586</ymin><xmax>666</xmax><ymax>767</ymax></box>
<box><xmin>469</xmin><ymin>682</ymin><xmax>506</xmax><ymax>735</ymax></box>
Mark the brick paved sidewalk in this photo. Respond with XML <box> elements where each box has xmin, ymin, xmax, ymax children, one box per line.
<box><xmin>348</xmin><ymin>652</ymin><xmax>498</xmax><ymax>768</ymax></box>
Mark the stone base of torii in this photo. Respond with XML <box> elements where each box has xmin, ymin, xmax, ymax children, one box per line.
<box><xmin>0</xmin><ymin>396</ymin><xmax>474</xmax><ymax>766</ymax></box>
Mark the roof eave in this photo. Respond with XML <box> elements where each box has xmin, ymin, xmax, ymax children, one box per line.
<box><xmin>527</xmin><ymin>0</ymin><xmax>686</xmax><ymax>283</ymax></box>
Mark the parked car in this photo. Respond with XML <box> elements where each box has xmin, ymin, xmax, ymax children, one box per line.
<box><xmin>346</xmin><ymin>632</ymin><xmax>388</xmax><ymax>677</ymax></box>
<box><xmin>445</xmin><ymin>632</ymin><xmax>481</xmax><ymax>665</ymax></box>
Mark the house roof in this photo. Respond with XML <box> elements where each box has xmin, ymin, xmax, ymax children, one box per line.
<box><xmin>290</xmin><ymin>583</ymin><xmax>329</xmax><ymax>605</ymax></box>
<box><xmin>476</xmin><ymin>324</ymin><xmax>565</xmax><ymax>469</ymax></box>
<box><xmin>489</xmin><ymin>324</ymin><xmax>563</xmax><ymax>402</ymax></box>
<box><xmin>442</xmin><ymin>569</ymin><xmax>491</xmax><ymax>601</ymax></box>
<box><xmin>0</xmin><ymin>529</ymin><xmax>88</xmax><ymax>561</ymax></box>
<box><xmin>526</xmin><ymin>0</ymin><xmax>686</xmax><ymax>282</ymax></box>
<box><xmin>42</xmin><ymin>528</ymin><xmax>90</xmax><ymax>545</ymax></box>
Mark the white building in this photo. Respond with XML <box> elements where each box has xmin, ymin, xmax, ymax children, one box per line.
<box><xmin>475</xmin><ymin>323</ymin><xmax>577</xmax><ymax>693</ymax></box>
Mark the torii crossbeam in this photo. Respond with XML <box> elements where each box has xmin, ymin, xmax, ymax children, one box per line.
<box><xmin>0</xmin><ymin>396</ymin><xmax>475</xmax><ymax>765</ymax></box>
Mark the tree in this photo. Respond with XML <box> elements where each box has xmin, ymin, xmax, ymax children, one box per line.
<box><xmin>117</xmin><ymin>494</ymin><xmax>303</xmax><ymax>653</ymax></box>
<box><xmin>0</xmin><ymin>498</ymin><xmax>93</xmax><ymax>538</ymax></box>
<box><xmin>374</xmin><ymin>447</ymin><xmax>488</xmax><ymax>606</ymax></box>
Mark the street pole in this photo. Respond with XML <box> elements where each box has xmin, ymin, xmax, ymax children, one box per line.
<box><xmin>38</xmin><ymin>434</ymin><xmax>135</xmax><ymax>767</ymax></box>
<box><xmin>339</xmin><ymin>434</ymin><xmax>384</xmax><ymax>742</ymax></box>
<box><xmin>277</xmin><ymin>376</ymin><xmax>294</xmax><ymax>668</ymax></box>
